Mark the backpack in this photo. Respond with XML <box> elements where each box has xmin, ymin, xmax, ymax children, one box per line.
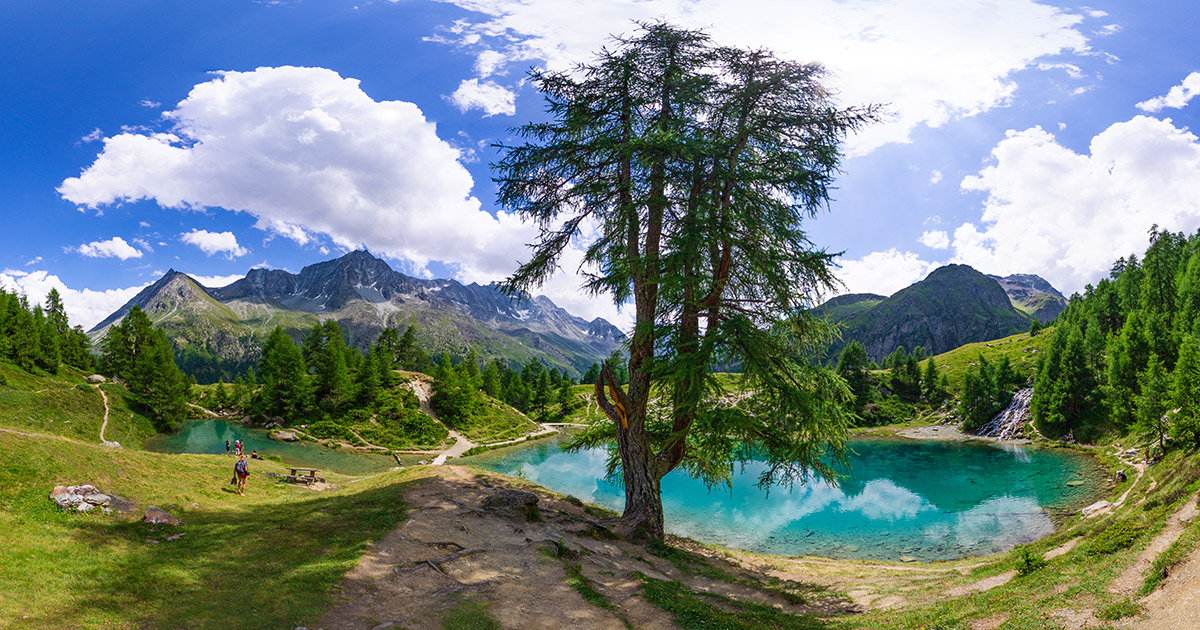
<box><xmin>235</xmin><ymin>459</ymin><xmax>248</xmax><ymax>475</ymax></box>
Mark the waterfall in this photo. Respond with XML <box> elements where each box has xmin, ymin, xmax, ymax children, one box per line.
<box><xmin>975</xmin><ymin>386</ymin><xmax>1033</xmax><ymax>440</ymax></box>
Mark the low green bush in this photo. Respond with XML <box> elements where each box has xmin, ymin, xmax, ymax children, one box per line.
<box><xmin>1085</xmin><ymin>519</ymin><xmax>1142</xmax><ymax>556</ymax></box>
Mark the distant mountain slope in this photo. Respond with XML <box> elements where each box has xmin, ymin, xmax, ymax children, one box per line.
<box><xmin>810</xmin><ymin>293</ymin><xmax>886</xmax><ymax>322</ymax></box>
<box><xmin>986</xmin><ymin>273</ymin><xmax>1067</xmax><ymax>323</ymax></box>
<box><xmin>91</xmin><ymin>251</ymin><xmax>623</xmax><ymax>378</ymax></box>
<box><xmin>818</xmin><ymin>264</ymin><xmax>1033</xmax><ymax>362</ymax></box>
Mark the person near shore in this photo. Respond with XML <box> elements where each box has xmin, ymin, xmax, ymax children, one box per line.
<box><xmin>251</xmin><ymin>450</ymin><xmax>262</xmax><ymax>460</ymax></box>
<box><xmin>226</xmin><ymin>440</ymin><xmax>231</xmax><ymax>455</ymax></box>
<box><xmin>234</xmin><ymin>455</ymin><xmax>250</xmax><ymax>496</ymax></box>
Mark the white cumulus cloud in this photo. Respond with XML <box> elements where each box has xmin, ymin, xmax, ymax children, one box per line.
<box><xmin>432</xmin><ymin>0</ymin><xmax>1095</xmax><ymax>154</ymax></box>
<box><xmin>189</xmin><ymin>273</ymin><xmax>244</xmax><ymax>288</ymax></box>
<box><xmin>834</xmin><ymin>248</ymin><xmax>939</xmax><ymax>297</ymax></box>
<box><xmin>0</xmin><ymin>270</ymin><xmax>146</xmax><ymax>330</ymax></box>
<box><xmin>1137</xmin><ymin>72</ymin><xmax>1200</xmax><ymax>113</ymax></box>
<box><xmin>448</xmin><ymin>78</ymin><xmax>517</xmax><ymax>116</ymax></box>
<box><xmin>918</xmin><ymin>230</ymin><xmax>950</xmax><ymax>249</ymax></box>
<box><xmin>953</xmin><ymin>116</ymin><xmax>1200</xmax><ymax>293</ymax></box>
<box><xmin>75</xmin><ymin>236</ymin><xmax>143</xmax><ymax>260</ymax></box>
<box><xmin>58</xmin><ymin>65</ymin><xmax>535</xmax><ymax>282</ymax></box>
<box><xmin>180</xmin><ymin>229</ymin><xmax>249</xmax><ymax>258</ymax></box>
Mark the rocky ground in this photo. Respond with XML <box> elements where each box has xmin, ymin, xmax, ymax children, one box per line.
<box><xmin>317</xmin><ymin>466</ymin><xmax>858</xmax><ymax>629</ymax></box>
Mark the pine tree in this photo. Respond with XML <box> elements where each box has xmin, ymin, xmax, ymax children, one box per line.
<box><xmin>496</xmin><ymin>22</ymin><xmax>872</xmax><ymax>539</ymax></box>
<box><xmin>1135</xmin><ymin>353</ymin><xmax>1171</xmax><ymax>451</ymax></box>
<box><xmin>482</xmin><ymin>360</ymin><xmax>502</xmax><ymax>398</ymax></box>
<box><xmin>257</xmin><ymin>326</ymin><xmax>310</xmax><ymax>420</ymax></box>
<box><xmin>355</xmin><ymin>347</ymin><xmax>381</xmax><ymax>409</ymax></box>
<box><xmin>1033</xmin><ymin>326</ymin><xmax>1098</xmax><ymax>439</ymax></box>
<box><xmin>582</xmin><ymin>362</ymin><xmax>601</xmax><ymax>385</ymax></box>
<box><xmin>1171</xmin><ymin>336</ymin><xmax>1200</xmax><ymax>447</ymax></box>
<box><xmin>213</xmin><ymin>380</ymin><xmax>229</xmax><ymax>411</ymax></box>
<box><xmin>432</xmin><ymin>351</ymin><xmax>478</xmax><ymax>423</ymax></box>
<box><xmin>922</xmin><ymin>357</ymin><xmax>943</xmax><ymax>403</ymax></box>
<box><xmin>305</xmin><ymin>321</ymin><xmax>350</xmax><ymax>414</ymax></box>
<box><xmin>836</xmin><ymin>340</ymin><xmax>870</xmax><ymax>413</ymax></box>
<box><xmin>101</xmin><ymin>306</ymin><xmax>189</xmax><ymax>430</ymax></box>
<box><xmin>1105</xmin><ymin>312</ymin><xmax>1151</xmax><ymax>429</ymax></box>
<box><xmin>374</xmin><ymin>346</ymin><xmax>397</xmax><ymax>389</ymax></box>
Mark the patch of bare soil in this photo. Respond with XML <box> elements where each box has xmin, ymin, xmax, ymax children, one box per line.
<box><xmin>317</xmin><ymin>466</ymin><xmax>854</xmax><ymax>629</ymax></box>
<box><xmin>1109</xmin><ymin>492</ymin><xmax>1199</xmax><ymax>594</ymax></box>
<box><xmin>969</xmin><ymin>614</ymin><xmax>1009</xmax><ymax>630</ymax></box>
<box><xmin>1045</xmin><ymin>537</ymin><xmax>1080</xmax><ymax>560</ymax></box>
<box><xmin>943</xmin><ymin>570</ymin><xmax>1017</xmax><ymax>597</ymax></box>
<box><xmin>1046</xmin><ymin>607</ymin><xmax>1103</xmax><ymax>629</ymax></box>
<box><xmin>1127</xmin><ymin>542</ymin><xmax>1200</xmax><ymax>629</ymax></box>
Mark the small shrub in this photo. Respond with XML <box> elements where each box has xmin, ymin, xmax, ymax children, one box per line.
<box><xmin>1085</xmin><ymin>519</ymin><xmax>1142</xmax><ymax>556</ymax></box>
<box><xmin>1097</xmin><ymin>598</ymin><xmax>1142</xmax><ymax>621</ymax></box>
<box><xmin>75</xmin><ymin>383</ymin><xmax>94</xmax><ymax>393</ymax></box>
<box><xmin>1016</xmin><ymin>548</ymin><xmax>1047</xmax><ymax>576</ymax></box>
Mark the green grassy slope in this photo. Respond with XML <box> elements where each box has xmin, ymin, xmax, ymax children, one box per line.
<box><xmin>0</xmin><ymin>361</ymin><xmax>156</xmax><ymax>448</ymax></box>
<box><xmin>927</xmin><ymin>328</ymin><xmax>1050</xmax><ymax>392</ymax></box>
<box><xmin>0</xmin><ymin>430</ymin><xmax>423</xmax><ymax>630</ymax></box>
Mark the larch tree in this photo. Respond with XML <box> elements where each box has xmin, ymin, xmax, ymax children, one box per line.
<box><xmin>100</xmin><ymin>306</ymin><xmax>189</xmax><ymax>431</ymax></box>
<box><xmin>1171</xmin><ymin>335</ymin><xmax>1200</xmax><ymax>447</ymax></box>
<box><xmin>494</xmin><ymin>22</ymin><xmax>876</xmax><ymax>541</ymax></box>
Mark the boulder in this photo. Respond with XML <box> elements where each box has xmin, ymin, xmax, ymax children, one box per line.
<box><xmin>270</xmin><ymin>430</ymin><xmax>300</xmax><ymax>442</ymax></box>
<box><xmin>142</xmin><ymin>505</ymin><xmax>182</xmax><ymax>526</ymax></box>
<box><xmin>85</xmin><ymin>374</ymin><xmax>107</xmax><ymax>384</ymax></box>
<box><xmin>1081</xmin><ymin>500</ymin><xmax>1112</xmax><ymax>518</ymax></box>
<box><xmin>483</xmin><ymin>488</ymin><xmax>540</xmax><ymax>521</ymax></box>
<box><xmin>50</xmin><ymin>484</ymin><xmax>124</xmax><ymax>513</ymax></box>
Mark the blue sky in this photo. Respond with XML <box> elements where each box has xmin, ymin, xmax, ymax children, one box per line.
<box><xmin>1</xmin><ymin>0</ymin><xmax>1198</xmax><ymax>330</ymax></box>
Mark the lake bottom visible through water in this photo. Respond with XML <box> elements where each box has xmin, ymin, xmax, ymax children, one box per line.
<box><xmin>466</xmin><ymin>435</ymin><xmax>1108</xmax><ymax>562</ymax></box>
<box><xmin>144</xmin><ymin>419</ymin><xmax>405</xmax><ymax>476</ymax></box>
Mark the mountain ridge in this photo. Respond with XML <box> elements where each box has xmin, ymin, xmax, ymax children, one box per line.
<box><xmin>90</xmin><ymin>251</ymin><xmax>624</xmax><ymax>379</ymax></box>
<box><xmin>816</xmin><ymin>264</ymin><xmax>1034</xmax><ymax>362</ymax></box>
<box><xmin>986</xmin><ymin>273</ymin><xmax>1067</xmax><ymax>323</ymax></box>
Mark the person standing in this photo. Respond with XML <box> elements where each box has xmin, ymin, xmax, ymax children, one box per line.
<box><xmin>225</xmin><ymin>440</ymin><xmax>231</xmax><ymax>455</ymax></box>
<box><xmin>234</xmin><ymin>454</ymin><xmax>250</xmax><ymax>496</ymax></box>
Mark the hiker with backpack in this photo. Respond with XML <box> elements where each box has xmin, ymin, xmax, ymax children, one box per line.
<box><xmin>234</xmin><ymin>454</ymin><xmax>250</xmax><ymax>496</ymax></box>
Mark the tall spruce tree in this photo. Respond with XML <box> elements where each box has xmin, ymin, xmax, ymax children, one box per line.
<box><xmin>1171</xmin><ymin>335</ymin><xmax>1200</xmax><ymax>447</ymax></box>
<box><xmin>257</xmin><ymin>326</ymin><xmax>310</xmax><ymax>420</ymax></box>
<box><xmin>100</xmin><ymin>306</ymin><xmax>189</xmax><ymax>430</ymax></box>
<box><xmin>495</xmin><ymin>22</ymin><xmax>874</xmax><ymax>540</ymax></box>
<box><xmin>1135</xmin><ymin>353</ymin><xmax>1171</xmax><ymax>451</ymax></box>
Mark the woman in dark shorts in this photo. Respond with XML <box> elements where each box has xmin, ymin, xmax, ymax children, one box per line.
<box><xmin>235</xmin><ymin>455</ymin><xmax>250</xmax><ymax>496</ymax></box>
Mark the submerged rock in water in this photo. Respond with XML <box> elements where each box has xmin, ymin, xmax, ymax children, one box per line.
<box><xmin>270</xmin><ymin>430</ymin><xmax>300</xmax><ymax>442</ymax></box>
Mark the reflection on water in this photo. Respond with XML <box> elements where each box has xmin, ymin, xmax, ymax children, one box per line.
<box><xmin>144</xmin><ymin>420</ymin><xmax>403</xmax><ymax>475</ymax></box>
<box><xmin>466</xmin><ymin>435</ymin><xmax>1106</xmax><ymax>561</ymax></box>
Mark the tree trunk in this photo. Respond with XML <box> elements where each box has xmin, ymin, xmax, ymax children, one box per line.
<box><xmin>617</xmin><ymin>424</ymin><xmax>665</xmax><ymax>542</ymax></box>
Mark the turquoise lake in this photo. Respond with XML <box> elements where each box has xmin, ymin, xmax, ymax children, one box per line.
<box><xmin>464</xmin><ymin>435</ymin><xmax>1108</xmax><ymax>562</ymax></box>
<box><xmin>144</xmin><ymin>420</ymin><xmax>407</xmax><ymax>475</ymax></box>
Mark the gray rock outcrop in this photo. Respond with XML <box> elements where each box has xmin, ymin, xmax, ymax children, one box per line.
<box><xmin>51</xmin><ymin>484</ymin><xmax>117</xmax><ymax>513</ymax></box>
<box><xmin>270</xmin><ymin>430</ymin><xmax>300</xmax><ymax>442</ymax></box>
<box><xmin>86</xmin><ymin>374</ymin><xmax>107</xmax><ymax>384</ymax></box>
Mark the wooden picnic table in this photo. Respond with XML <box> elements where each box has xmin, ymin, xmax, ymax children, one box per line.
<box><xmin>284</xmin><ymin>468</ymin><xmax>323</xmax><ymax>485</ymax></box>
